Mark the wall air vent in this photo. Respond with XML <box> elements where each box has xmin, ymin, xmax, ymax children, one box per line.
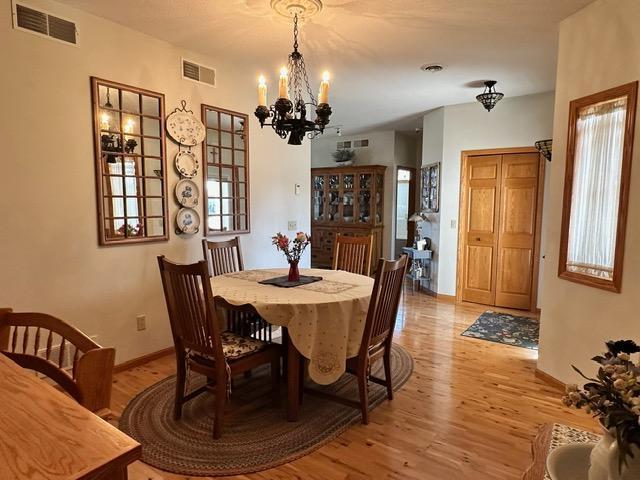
<box><xmin>182</xmin><ymin>59</ymin><xmax>216</xmax><ymax>87</ymax></box>
<box><xmin>12</xmin><ymin>2</ymin><xmax>78</xmax><ymax>45</ymax></box>
<box><xmin>353</xmin><ymin>139</ymin><xmax>369</xmax><ymax>148</ymax></box>
<box><xmin>337</xmin><ymin>140</ymin><xmax>352</xmax><ymax>149</ymax></box>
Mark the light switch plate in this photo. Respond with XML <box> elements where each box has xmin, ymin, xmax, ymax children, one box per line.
<box><xmin>288</xmin><ymin>220</ymin><xmax>297</xmax><ymax>231</ymax></box>
<box><xmin>450</xmin><ymin>219</ymin><xmax>457</xmax><ymax>229</ymax></box>
<box><xmin>136</xmin><ymin>315</ymin><xmax>146</xmax><ymax>331</ymax></box>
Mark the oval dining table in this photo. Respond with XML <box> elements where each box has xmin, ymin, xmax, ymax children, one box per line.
<box><xmin>211</xmin><ymin>267</ymin><xmax>374</xmax><ymax>421</ymax></box>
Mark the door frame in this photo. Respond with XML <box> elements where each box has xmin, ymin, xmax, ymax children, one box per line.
<box><xmin>394</xmin><ymin>166</ymin><xmax>417</xmax><ymax>251</ymax></box>
<box><xmin>455</xmin><ymin>146</ymin><xmax>545</xmax><ymax>312</ymax></box>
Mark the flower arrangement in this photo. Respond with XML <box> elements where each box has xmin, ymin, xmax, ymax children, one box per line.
<box><xmin>331</xmin><ymin>149</ymin><xmax>355</xmax><ymax>163</ymax></box>
<box><xmin>272</xmin><ymin>232</ymin><xmax>310</xmax><ymax>282</ymax></box>
<box><xmin>563</xmin><ymin>340</ymin><xmax>640</xmax><ymax>469</ymax></box>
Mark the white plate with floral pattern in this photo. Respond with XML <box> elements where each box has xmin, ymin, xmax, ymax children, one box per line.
<box><xmin>175</xmin><ymin>179</ymin><xmax>199</xmax><ymax>208</ymax></box>
<box><xmin>176</xmin><ymin>207</ymin><xmax>200</xmax><ymax>234</ymax></box>
<box><xmin>166</xmin><ymin>111</ymin><xmax>205</xmax><ymax>146</ymax></box>
<box><xmin>174</xmin><ymin>151</ymin><xmax>199</xmax><ymax>178</ymax></box>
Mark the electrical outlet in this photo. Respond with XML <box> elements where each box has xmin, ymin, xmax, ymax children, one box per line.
<box><xmin>450</xmin><ymin>219</ymin><xmax>457</xmax><ymax>229</ymax></box>
<box><xmin>136</xmin><ymin>315</ymin><xmax>146</xmax><ymax>331</ymax></box>
<box><xmin>287</xmin><ymin>220</ymin><xmax>297</xmax><ymax>231</ymax></box>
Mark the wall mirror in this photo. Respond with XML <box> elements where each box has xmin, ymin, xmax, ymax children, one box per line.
<box><xmin>91</xmin><ymin>77</ymin><xmax>168</xmax><ymax>245</ymax></box>
<box><xmin>202</xmin><ymin>104</ymin><xmax>250</xmax><ymax>235</ymax></box>
<box><xmin>559</xmin><ymin>81</ymin><xmax>637</xmax><ymax>292</ymax></box>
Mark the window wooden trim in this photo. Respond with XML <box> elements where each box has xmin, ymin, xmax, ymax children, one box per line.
<box><xmin>201</xmin><ymin>104</ymin><xmax>251</xmax><ymax>236</ymax></box>
<box><xmin>558</xmin><ymin>81</ymin><xmax>638</xmax><ymax>293</ymax></box>
<box><xmin>91</xmin><ymin>77</ymin><xmax>169</xmax><ymax>246</ymax></box>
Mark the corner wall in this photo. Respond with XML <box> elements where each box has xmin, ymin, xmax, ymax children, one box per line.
<box><xmin>0</xmin><ymin>0</ymin><xmax>310</xmax><ymax>364</ymax></box>
<box><xmin>538</xmin><ymin>0</ymin><xmax>640</xmax><ymax>383</ymax></box>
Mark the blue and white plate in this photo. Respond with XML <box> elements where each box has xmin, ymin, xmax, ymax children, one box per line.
<box><xmin>175</xmin><ymin>179</ymin><xmax>199</xmax><ymax>208</ymax></box>
<box><xmin>174</xmin><ymin>151</ymin><xmax>199</xmax><ymax>178</ymax></box>
<box><xmin>176</xmin><ymin>207</ymin><xmax>200</xmax><ymax>234</ymax></box>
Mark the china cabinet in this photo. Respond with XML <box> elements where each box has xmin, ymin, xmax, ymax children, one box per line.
<box><xmin>311</xmin><ymin>165</ymin><xmax>386</xmax><ymax>272</ymax></box>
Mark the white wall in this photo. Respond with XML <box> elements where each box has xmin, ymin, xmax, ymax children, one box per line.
<box><xmin>421</xmin><ymin>92</ymin><xmax>555</xmax><ymax>296</ymax></box>
<box><xmin>311</xmin><ymin>130</ymin><xmax>419</xmax><ymax>258</ymax></box>
<box><xmin>538</xmin><ymin>0</ymin><xmax>640</xmax><ymax>383</ymax></box>
<box><xmin>0</xmin><ymin>0</ymin><xmax>310</xmax><ymax>364</ymax></box>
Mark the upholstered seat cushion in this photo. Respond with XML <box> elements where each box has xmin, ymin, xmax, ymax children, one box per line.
<box><xmin>220</xmin><ymin>331</ymin><xmax>268</xmax><ymax>360</ymax></box>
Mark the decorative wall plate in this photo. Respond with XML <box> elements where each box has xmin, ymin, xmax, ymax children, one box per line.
<box><xmin>175</xmin><ymin>179</ymin><xmax>199</xmax><ymax>208</ymax></box>
<box><xmin>174</xmin><ymin>151</ymin><xmax>199</xmax><ymax>178</ymax></box>
<box><xmin>176</xmin><ymin>207</ymin><xmax>200</xmax><ymax>234</ymax></box>
<box><xmin>166</xmin><ymin>111</ymin><xmax>205</xmax><ymax>146</ymax></box>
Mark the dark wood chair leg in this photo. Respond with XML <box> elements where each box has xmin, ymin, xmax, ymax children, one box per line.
<box><xmin>174</xmin><ymin>354</ymin><xmax>186</xmax><ymax>420</ymax></box>
<box><xmin>282</xmin><ymin>328</ymin><xmax>289</xmax><ymax>380</ymax></box>
<box><xmin>357</xmin><ymin>368</ymin><xmax>369</xmax><ymax>425</ymax></box>
<box><xmin>383</xmin><ymin>347</ymin><xmax>393</xmax><ymax>400</ymax></box>
<box><xmin>213</xmin><ymin>379</ymin><xmax>226</xmax><ymax>439</ymax></box>
<box><xmin>271</xmin><ymin>357</ymin><xmax>280</xmax><ymax>406</ymax></box>
<box><xmin>298</xmin><ymin>356</ymin><xmax>305</xmax><ymax>405</ymax></box>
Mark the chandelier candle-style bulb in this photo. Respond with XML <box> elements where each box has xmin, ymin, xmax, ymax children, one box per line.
<box><xmin>124</xmin><ymin>118</ymin><xmax>135</xmax><ymax>134</ymax></box>
<box><xmin>318</xmin><ymin>71</ymin><xmax>330</xmax><ymax>105</ymax></box>
<box><xmin>100</xmin><ymin>111</ymin><xmax>111</xmax><ymax>130</ymax></box>
<box><xmin>258</xmin><ymin>75</ymin><xmax>268</xmax><ymax>106</ymax></box>
<box><xmin>279</xmin><ymin>67</ymin><xmax>289</xmax><ymax>99</ymax></box>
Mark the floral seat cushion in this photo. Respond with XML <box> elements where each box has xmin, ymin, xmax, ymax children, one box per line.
<box><xmin>220</xmin><ymin>331</ymin><xmax>268</xmax><ymax>360</ymax></box>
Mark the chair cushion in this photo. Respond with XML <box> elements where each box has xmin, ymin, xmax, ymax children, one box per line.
<box><xmin>221</xmin><ymin>331</ymin><xmax>267</xmax><ymax>360</ymax></box>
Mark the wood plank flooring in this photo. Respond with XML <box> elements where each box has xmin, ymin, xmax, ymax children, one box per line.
<box><xmin>111</xmin><ymin>288</ymin><xmax>597</xmax><ymax>480</ymax></box>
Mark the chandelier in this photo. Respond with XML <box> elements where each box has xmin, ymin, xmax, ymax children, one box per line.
<box><xmin>254</xmin><ymin>13</ymin><xmax>332</xmax><ymax>145</ymax></box>
<box><xmin>476</xmin><ymin>80</ymin><xmax>504</xmax><ymax>112</ymax></box>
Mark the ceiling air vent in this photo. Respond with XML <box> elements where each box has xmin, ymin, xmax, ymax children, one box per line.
<box><xmin>12</xmin><ymin>2</ymin><xmax>78</xmax><ymax>45</ymax></box>
<box><xmin>182</xmin><ymin>59</ymin><xmax>216</xmax><ymax>87</ymax></box>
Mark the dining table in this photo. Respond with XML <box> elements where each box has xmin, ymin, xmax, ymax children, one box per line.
<box><xmin>211</xmin><ymin>267</ymin><xmax>374</xmax><ymax>421</ymax></box>
<box><xmin>0</xmin><ymin>352</ymin><xmax>141</xmax><ymax>479</ymax></box>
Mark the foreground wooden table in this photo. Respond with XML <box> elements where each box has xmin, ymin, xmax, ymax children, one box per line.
<box><xmin>0</xmin><ymin>352</ymin><xmax>141</xmax><ymax>479</ymax></box>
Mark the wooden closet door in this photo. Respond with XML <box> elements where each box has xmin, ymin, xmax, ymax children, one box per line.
<box><xmin>494</xmin><ymin>153</ymin><xmax>540</xmax><ymax>309</ymax></box>
<box><xmin>461</xmin><ymin>155</ymin><xmax>502</xmax><ymax>305</ymax></box>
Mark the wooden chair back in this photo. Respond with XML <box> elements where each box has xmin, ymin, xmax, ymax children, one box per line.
<box><xmin>360</xmin><ymin>255</ymin><xmax>408</xmax><ymax>353</ymax></box>
<box><xmin>0</xmin><ymin>308</ymin><xmax>115</xmax><ymax>414</ymax></box>
<box><xmin>202</xmin><ymin>236</ymin><xmax>244</xmax><ymax>277</ymax></box>
<box><xmin>157</xmin><ymin>256</ymin><xmax>225</xmax><ymax>364</ymax></box>
<box><xmin>332</xmin><ymin>234</ymin><xmax>374</xmax><ymax>276</ymax></box>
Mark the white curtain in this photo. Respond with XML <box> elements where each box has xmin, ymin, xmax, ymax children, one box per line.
<box><xmin>566</xmin><ymin>97</ymin><xmax>627</xmax><ymax>280</ymax></box>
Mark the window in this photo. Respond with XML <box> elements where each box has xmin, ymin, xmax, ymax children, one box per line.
<box><xmin>559</xmin><ymin>82</ymin><xmax>637</xmax><ymax>292</ymax></box>
<box><xmin>202</xmin><ymin>105</ymin><xmax>249</xmax><ymax>234</ymax></box>
<box><xmin>91</xmin><ymin>77</ymin><xmax>168</xmax><ymax>245</ymax></box>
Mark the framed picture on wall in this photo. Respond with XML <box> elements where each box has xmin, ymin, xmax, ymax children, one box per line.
<box><xmin>421</xmin><ymin>162</ymin><xmax>440</xmax><ymax>213</ymax></box>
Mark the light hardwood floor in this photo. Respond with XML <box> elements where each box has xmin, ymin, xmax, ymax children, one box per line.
<box><xmin>112</xmin><ymin>288</ymin><xmax>597</xmax><ymax>480</ymax></box>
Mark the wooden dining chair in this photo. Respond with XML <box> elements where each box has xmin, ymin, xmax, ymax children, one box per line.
<box><xmin>332</xmin><ymin>234</ymin><xmax>374</xmax><ymax>276</ymax></box>
<box><xmin>305</xmin><ymin>255</ymin><xmax>408</xmax><ymax>424</ymax></box>
<box><xmin>203</xmin><ymin>237</ymin><xmax>272</xmax><ymax>342</ymax></box>
<box><xmin>0</xmin><ymin>308</ymin><xmax>115</xmax><ymax>418</ymax></box>
<box><xmin>157</xmin><ymin>256</ymin><xmax>282</xmax><ymax>439</ymax></box>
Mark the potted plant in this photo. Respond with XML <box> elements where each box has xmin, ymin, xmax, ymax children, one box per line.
<box><xmin>272</xmin><ymin>232</ymin><xmax>311</xmax><ymax>282</ymax></box>
<box><xmin>562</xmin><ymin>340</ymin><xmax>640</xmax><ymax>479</ymax></box>
<box><xmin>332</xmin><ymin>149</ymin><xmax>355</xmax><ymax>166</ymax></box>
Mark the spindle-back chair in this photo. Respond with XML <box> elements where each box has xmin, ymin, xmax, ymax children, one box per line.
<box><xmin>0</xmin><ymin>308</ymin><xmax>115</xmax><ymax>417</ymax></box>
<box><xmin>332</xmin><ymin>234</ymin><xmax>374</xmax><ymax>276</ymax></box>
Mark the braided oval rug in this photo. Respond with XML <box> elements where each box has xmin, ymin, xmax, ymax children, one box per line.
<box><xmin>119</xmin><ymin>343</ymin><xmax>413</xmax><ymax>476</ymax></box>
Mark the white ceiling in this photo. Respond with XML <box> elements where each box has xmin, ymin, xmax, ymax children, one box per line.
<box><xmin>59</xmin><ymin>0</ymin><xmax>594</xmax><ymax>135</ymax></box>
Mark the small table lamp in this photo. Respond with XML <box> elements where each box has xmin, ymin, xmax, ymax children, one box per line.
<box><xmin>408</xmin><ymin>212</ymin><xmax>428</xmax><ymax>248</ymax></box>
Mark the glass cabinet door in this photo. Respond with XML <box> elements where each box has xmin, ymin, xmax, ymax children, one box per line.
<box><xmin>358</xmin><ymin>173</ymin><xmax>372</xmax><ymax>223</ymax></box>
<box><xmin>312</xmin><ymin>175</ymin><xmax>325</xmax><ymax>221</ymax></box>
<box><xmin>375</xmin><ymin>173</ymin><xmax>384</xmax><ymax>225</ymax></box>
<box><xmin>341</xmin><ymin>174</ymin><xmax>355</xmax><ymax>223</ymax></box>
<box><xmin>328</xmin><ymin>174</ymin><xmax>340</xmax><ymax>222</ymax></box>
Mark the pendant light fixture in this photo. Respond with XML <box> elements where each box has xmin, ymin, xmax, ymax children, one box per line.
<box><xmin>476</xmin><ymin>80</ymin><xmax>504</xmax><ymax>112</ymax></box>
<box><xmin>254</xmin><ymin>8</ymin><xmax>332</xmax><ymax>145</ymax></box>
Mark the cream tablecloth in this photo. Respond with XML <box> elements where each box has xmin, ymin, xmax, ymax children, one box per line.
<box><xmin>211</xmin><ymin>268</ymin><xmax>373</xmax><ymax>384</ymax></box>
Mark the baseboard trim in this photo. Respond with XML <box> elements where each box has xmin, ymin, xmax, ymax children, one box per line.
<box><xmin>436</xmin><ymin>293</ymin><xmax>456</xmax><ymax>304</ymax></box>
<box><xmin>113</xmin><ymin>346</ymin><xmax>174</xmax><ymax>373</ymax></box>
<box><xmin>535</xmin><ymin>368</ymin><xmax>565</xmax><ymax>390</ymax></box>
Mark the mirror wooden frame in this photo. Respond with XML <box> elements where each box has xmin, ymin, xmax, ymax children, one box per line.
<box><xmin>558</xmin><ymin>81</ymin><xmax>638</xmax><ymax>292</ymax></box>
<box><xmin>91</xmin><ymin>77</ymin><xmax>169</xmax><ymax>246</ymax></box>
<box><xmin>201</xmin><ymin>104</ymin><xmax>251</xmax><ymax>236</ymax></box>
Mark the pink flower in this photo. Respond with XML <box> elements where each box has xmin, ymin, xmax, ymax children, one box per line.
<box><xmin>296</xmin><ymin>232</ymin><xmax>308</xmax><ymax>243</ymax></box>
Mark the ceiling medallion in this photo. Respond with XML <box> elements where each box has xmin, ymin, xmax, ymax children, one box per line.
<box><xmin>476</xmin><ymin>80</ymin><xmax>504</xmax><ymax>112</ymax></box>
<box><xmin>254</xmin><ymin>12</ymin><xmax>332</xmax><ymax>145</ymax></box>
<box><xmin>270</xmin><ymin>0</ymin><xmax>323</xmax><ymax>19</ymax></box>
